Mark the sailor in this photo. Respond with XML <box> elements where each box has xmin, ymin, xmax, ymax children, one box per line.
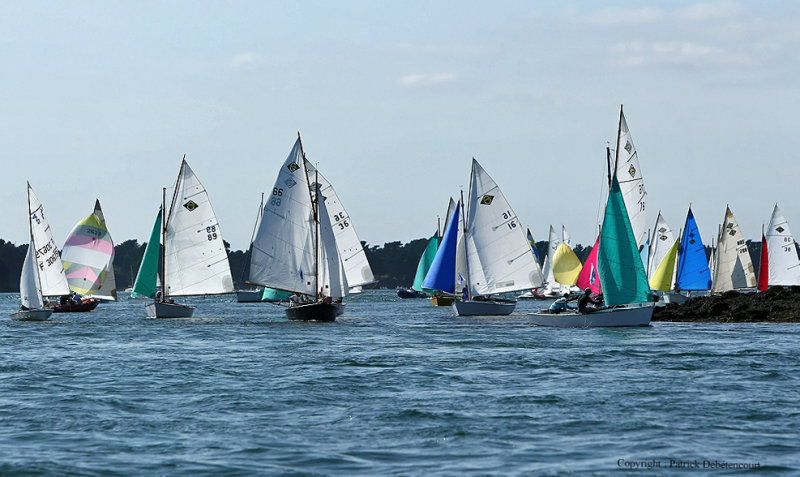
<box><xmin>549</xmin><ymin>296</ymin><xmax>569</xmax><ymax>314</ymax></box>
<box><xmin>578</xmin><ymin>288</ymin><xmax>602</xmax><ymax>313</ymax></box>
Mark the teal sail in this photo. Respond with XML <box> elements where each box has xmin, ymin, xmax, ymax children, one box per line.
<box><xmin>412</xmin><ymin>233</ymin><xmax>439</xmax><ymax>292</ymax></box>
<box><xmin>675</xmin><ymin>207</ymin><xmax>712</xmax><ymax>290</ymax></box>
<box><xmin>597</xmin><ymin>176</ymin><xmax>651</xmax><ymax>306</ymax></box>
<box><xmin>132</xmin><ymin>208</ymin><xmax>162</xmax><ymax>299</ymax></box>
<box><xmin>422</xmin><ymin>200</ymin><xmax>461</xmax><ymax>294</ymax></box>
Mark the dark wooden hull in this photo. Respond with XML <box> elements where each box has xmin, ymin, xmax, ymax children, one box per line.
<box><xmin>52</xmin><ymin>298</ymin><xmax>100</xmax><ymax>313</ymax></box>
<box><xmin>285</xmin><ymin>301</ymin><xmax>340</xmax><ymax>322</ymax></box>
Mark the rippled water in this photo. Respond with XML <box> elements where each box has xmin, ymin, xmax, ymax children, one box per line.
<box><xmin>1</xmin><ymin>290</ymin><xmax>798</xmax><ymax>475</ymax></box>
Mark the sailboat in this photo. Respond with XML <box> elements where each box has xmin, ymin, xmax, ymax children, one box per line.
<box><xmin>647</xmin><ymin>211</ymin><xmax>679</xmax><ymax>293</ymax></box>
<box><xmin>248</xmin><ymin>134</ymin><xmax>348</xmax><ymax>321</ymax></box>
<box><xmin>711</xmin><ymin>206</ymin><xmax>756</xmax><ymax>292</ymax></box>
<box><xmin>674</xmin><ymin>206</ymin><xmax>712</xmax><ymax>294</ymax></box>
<box><xmin>134</xmin><ymin>158</ymin><xmax>234</xmax><ymax>318</ymax></box>
<box><xmin>10</xmin><ymin>239</ymin><xmax>54</xmax><ymax>321</ymax></box>
<box><xmin>529</xmin><ymin>175</ymin><xmax>653</xmax><ymax>327</ymax></box>
<box><xmin>444</xmin><ymin>159</ymin><xmax>542</xmax><ymax>316</ymax></box>
<box><xmin>764</xmin><ymin>204</ymin><xmax>800</xmax><ymax>286</ymax></box>
<box><xmin>60</xmin><ymin>199</ymin><xmax>117</xmax><ymax>305</ymax></box>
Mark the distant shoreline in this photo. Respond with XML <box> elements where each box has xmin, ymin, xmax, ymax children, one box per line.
<box><xmin>652</xmin><ymin>287</ymin><xmax>800</xmax><ymax>323</ymax></box>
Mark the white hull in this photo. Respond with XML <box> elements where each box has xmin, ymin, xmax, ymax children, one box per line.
<box><xmin>146</xmin><ymin>301</ymin><xmax>196</xmax><ymax>318</ymax></box>
<box><xmin>452</xmin><ymin>300</ymin><xmax>516</xmax><ymax>316</ymax></box>
<box><xmin>529</xmin><ymin>303</ymin><xmax>653</xmax><ymax>328</ymax></box>
<box><xmin>9</xmin><ymin>308</ymin><xmax>53</xmax><ymax>321</ymax></box>
<box><xmin>236</xmin><ymin>290</ymin><xmax>262</xmax><ymax>302</ymax></box>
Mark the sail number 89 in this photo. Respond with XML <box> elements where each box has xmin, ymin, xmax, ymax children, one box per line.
<box><xmin>271</xmin><ymin>188</ymin><xmax>284</xmax><ymax>206</ymax></box>
<box><xmin>207</xmin><ymin>225</ymin><xmax>218</xmax><ymax>241</ymax></box>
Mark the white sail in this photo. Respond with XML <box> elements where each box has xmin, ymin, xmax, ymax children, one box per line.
<box><xmin>766</xmin><ymin>204</ymin><xmax>800</xmax><ymax>286</ymax></box>
<box><xmin>316</xmin><ymin>187</ymin><xmax>348</xmax><ymax>298</ymax></box>
<box><xmin>615</xmin><ymin>108</ymin><xmax>648</xmax><ymax>250</ymax></box>
<box><xmin>249</xmin><ymin>138</ymin><xmax>317</xmax><ymax>295</ymax></box>
<box><xmin>305</xmin><ymin>161</ymin><xmax>374</xmax><ymax>288</ymax></box>
<box><xmin>562</xmin><ymin>225</ymin><xmax>571</xmax><ymax>247</ymax></box>
<box><xmin>711</xmin><ymin>207</ymin><xmax>756</xmax><ymax>292</ymax></box>
<box><xmin>455</xmin><ymin>197</ymin><xmax>468</xmax><ymax>294</ymax></box>
<box><xmin>541</xmin><ymin>225</ymin><xmax>560</xmax><ymax>288</ymax></box>
<box><xmin>27</xmin><ymin>183</ymin><xmax>70</xmax><ymax>297</ymax></box>
<box><xmin>20</xmin><ymin>241</ymin><xmax>45</xmax><ymax>309</ymax></box>
<box><xmin>164</xmin><ymin>160</ymin><xmax>234</xmax><ymax>296</ymax></box>
<box><xmin>464</xmin><ymin>158</ymin><xmax>542</xmax><ymax>296</ymax></box>
<box><xmin>647</xmin><ymin>212</ymin><xmax>676</xmax><ymax>280</ymax></box>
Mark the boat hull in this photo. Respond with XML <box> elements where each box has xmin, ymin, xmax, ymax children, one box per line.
<box><xmin>452</xmin><ymin>299</ymin><xmax>516</xmax><ymax>316</ymax></box>
<box><xmin>397</xmin><ymin>288</ymin><xmax>427</xmax><ymax>299</ymax></box>
<box><xmin>146</xmin><ymin>301</ymin><xmax>196</xmax><ymax>318</ymax></box>
<box><xmin>236</xmin><ymin>290</ymin><xmax>262</xmax><ymax>303</ymax></box>
<box><xmin>10</xmin><ymin>308</ymin><xmax>53</xmax><ymax>321</ymax></box>
<box><xmin>431</xmin><ymin>295</ymin><xmax>455</xmax><ymax>307</ymax></box>
<box><xmin>51</xmin><ymin>298</ymin><xmax>100</xmax><ymax>313</ymax></box>
<box><xmin>285</xmin><ymin>302</ymin><xmax>340</xmax><ymax>322</ymax></box>
<box><xmin>529</xmin><ymin>303</ymin><xmax>654</xmax><ymax>327</ymax></box>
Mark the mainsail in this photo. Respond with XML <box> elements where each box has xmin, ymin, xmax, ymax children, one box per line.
<box><xmin>306</xmin><ymin>161</ymin><xmax>374</xmax><ymax>288</ymax></box>
<box><xmin>758</xmin><ymin>231</ymin><xmax>769</xmax><ymax>292</ymax></box>
<box><xmin>675</xmin><ymin>207</ymin><xmax>712</xmax><ymax>290</ymax></box>
<box><xmin>164</xmin><ymin>160</ymin><xmax>234</xmax><ymax>297</ymax></box>
<box><xmin>597</xmin><ymin>176</ymin><xmax>650</xmax><ymax>306</ymax></box>
<box><xmin>765</xmin><ymin>204</ymin><xmax>800</xmax><ymax>286</ymax></box>
<box><xmin>711</xmin><ymin>206</ymin><xmax>756</xmax><ymax>292</ymax></box>
<box><xmin>464</xmin><ymin>159</ymin><xmax>542</xmax><ymax>296</ymax></box>
<box><xmin>576</xmin><ymin>236</ymin><xmax>601</xmax><ymax>294</ymax></box>
<box><xmin>614</xmin><ymin>106</ymin><xmax>647</xmax><ymax>250</ymax></box>
<box><xmin>27</xmin><ymin>183</ymin><xmax>70</xmax><ymax>297</ymax></box>
<box><xmin>540</xmin><ymin>225</ymin><xmax>560</xmax><ymax>288</ymax></box>
<box><xmin>61</xmin><ymin>200</ymin><xmax>116</xmax><ymax>297</ymax></box>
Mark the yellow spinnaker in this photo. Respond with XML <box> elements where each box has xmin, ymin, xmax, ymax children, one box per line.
<box><xmin>553</xmin><ymin>242</ymin><xmax>582</xmax><ymax>285</ymax></box>
<box><xmin>649</xmin><ymin>241</ymin><xmax>679</xmax><ymax>292</ymax></box>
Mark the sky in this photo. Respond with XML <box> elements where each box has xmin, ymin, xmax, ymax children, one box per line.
<box><xmin>2</xmin><ymin>1</ymin><xmax>799</xmax><ymax>252</ymax></box>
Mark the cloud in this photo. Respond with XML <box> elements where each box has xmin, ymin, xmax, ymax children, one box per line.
<box><xmin>230</xmin><ymin>52</ymin><xmax>259</xmax><ymax>68</ymax></box>
<box><xmin>610</xmin><ymin>41</ymin><xmax>752</xmax><ymax>67</ymax></box>
<box><xmin>677</xmin><ymin>0</ymin><xmax>744</xmax><ymax>21</ymax></box>
<box><xmin>570</xmin><ymin>6</ymin><xmax>665</xmax><ymax>26</ymax></box>
<box><xmin>398</xmin><ymin>73</ymin><xmax>458</xmax><ymax>86</ymax></box>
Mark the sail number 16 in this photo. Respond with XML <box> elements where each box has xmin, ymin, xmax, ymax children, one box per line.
<box><xmin>502</xmin><ymin>210</ymin><xmax>517</xmax><ymax>230</ymax></box>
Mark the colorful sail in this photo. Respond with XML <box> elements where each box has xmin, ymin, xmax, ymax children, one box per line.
<box><xmin>422</xmin><ymin>200</ymin><xmax>461</xmax><ymax>294</ymax></box>
<box><xmin>132</xmin><ymin>207</ymin><xmax>162</xmax><ymax>299</ymax></box>
<box><xmin>675</xmin><ymin>207</ymin><xmax>712</xmax><ymax>290</ymax></box>
<box><xmin>412</xmin><ymin>233</ymin><xmax>439</xmax><ymax>292</ymax></box>
<box><xmin>61</xmin><ymin>200</ymin><xmax>116</xmax><ymax>297</ymax></box>
<box><xmin>647</xmin><ymin>212</ymin><xmax>676</xmax><ymax>285</ymax></box>
<box><xmin>597</xmin><ymin>176</ymin><xmax>650</xmax><ymax>306</ymax></box>
<box><xmin>650</xmin><ymin>241</ymin><xmax>679</xmax><ymax>292</ymax></box>
<box><xmin>758</xmin><ymin>232</ymin><xmax>769</xmax><ymax>291</ymax></box>
<box><xmin>614</xmin><ymin>106</ymin><xmax>648</xmax><ymax>250</ymax></box>
<box><xmin>576</xmin><ymin>236</ymin><xmax>601</xmax><ymax>294</ymax></box>
<box><xmin>552</xmin><ymin>242</ymin><xmax>582</xmax><ymax>285</ymax></box>
<box><xmin>464</xmin><ymin>159</ymin><xmax>542</xmax><ymax>296</ymax></box>
<box><xmin>526</xmin><ymin>228</ymin><xmax>540</xmax><ymax>262</ymax></box>
<box><xmin>260</xmin><ymin>287</ymin><xmax>292</xmax><ymax>301</ymax></box>
<box><xmin>765</xmin><ymin>204</ymin><xmax>800</xmax><ymax>286</ymax></box>
<box><xmin>711</xmin><ymin>206</ymin><xmax>756</xmax><ymax>292</ymax></box>
<box><xmin>27</xmin><ymin>183</ymin><xmax>70</xmax><ymax>297</ymax></box>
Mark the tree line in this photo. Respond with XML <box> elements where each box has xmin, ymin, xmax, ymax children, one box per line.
<box><xmin>0</xmin><ymin>237</ymin><xmax>766</xmax><ymax>292</ymax></box>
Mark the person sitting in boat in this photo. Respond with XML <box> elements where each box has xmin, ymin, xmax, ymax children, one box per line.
<box><xmin>549</xmin><ymin>296</ymin><xmax>571</xmax><ymax>314</ymax></box>
<box><xmin>578</xmin><ymin>288</ymin><xmax>602</xmax><ymax>313</ymax></box>
<box><xmin>71</xmin><ymin>292</ymin><xmax>83</xmax><ymax>304</ymax></box>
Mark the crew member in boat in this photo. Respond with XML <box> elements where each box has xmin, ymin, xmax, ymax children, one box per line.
<box><xmin>578</xmin><ymin>288</ymin><xmax>602</xmax><ymax>313</ymax></box>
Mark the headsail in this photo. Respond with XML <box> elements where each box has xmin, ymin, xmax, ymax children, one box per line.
<box><xmin>27</xmin><ymin>183</ymin><xmax>70</xmax><ymax>297</ymax></box>
<box><xmin>61</xmin><ymin>200</ymin><xmax>116</xmax><ymax>297</ymax></box>
<box><xmin>765</xmin><ymin>204</ymin><xmax>800</xmax><ymax>286</ymax></box>
<box><xmin>711</xmin><ymin>206</ymin><xmax>756</xmax><ymax>292</ymax></box>
<box><xmin>132</xmin><ymin>208</ymin><xmax>162</xmax><ymax>299</ymax></box>
<box><xmin>576</xmin><ymin>236</ymin><xmax>601</xmax><ymax>294</ymax></box>
<box><xmin>412</xmin><ymin>232</ymin><xmax>439</xmax><ymax>292</ymax></box>
<box><xmin>597</xmin><ymin>176</ymin><xmax>650</xmax><ymax>306</ymax></box>
<box><xmin>647</xmin><ymin>212</ymin><xmax>676</xmax><ymax>285</ymax></box>
<box><xmin>757</xmin><ymin>231</ymin><xmax>769</xmax><ymax>291</ymax></box>
<box><xmin>552</xmin><ymin>225</ymin><xmax>581</xmax><ymax>286</ymax></box>
<box><xmin>315</xmin><ymin>184</ymin><xmax>348</xmax><ymax>298</ymax></box>
<box><xmin>422</xmin><ymin>200</ymin><xmax>461</xmax><ymax>294</ymax></box>
<box><xmin>20</xmin><ymin>241</ymin><xmax>45</xmax><ymax>309</ymax></box>
<box><xmin>164</xmin><ymin>160</ymin><xmax>234</xmax><ymax>296</ymax></box>
<box><xmin>464</xmin><ymin>159</ymin><xmax>542</xmax><ymax>296</ymax></box>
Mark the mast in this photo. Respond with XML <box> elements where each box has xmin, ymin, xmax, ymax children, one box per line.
<box><xmin>461</xmin><ymin>175</ymin><xmax>471</xmax><ymax>301</ymax></box>
<box><xmin>160</xmin><ymin>187</ymin><xmax>167</xmax><ymax>302</ymax></box>
<box><xmin>25</xmin><ymin>182</ymin><xmax>43</xmax><ymax>294</ymax></box>
<box><xmin>297</xmin><ymin>132</ymin><xmax>318</xmax><ymax>300</ymax></box>
<box><xmin>606</xmin><ymin>146</ymin><xmax>613</xmax><ymax>188</ymax></box>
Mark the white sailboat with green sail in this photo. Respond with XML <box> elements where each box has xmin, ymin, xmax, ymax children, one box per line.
<box><xmin>133</xmin><ymin>158</ymin><xmax>234</xmax><ymax>318</ymax></box>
